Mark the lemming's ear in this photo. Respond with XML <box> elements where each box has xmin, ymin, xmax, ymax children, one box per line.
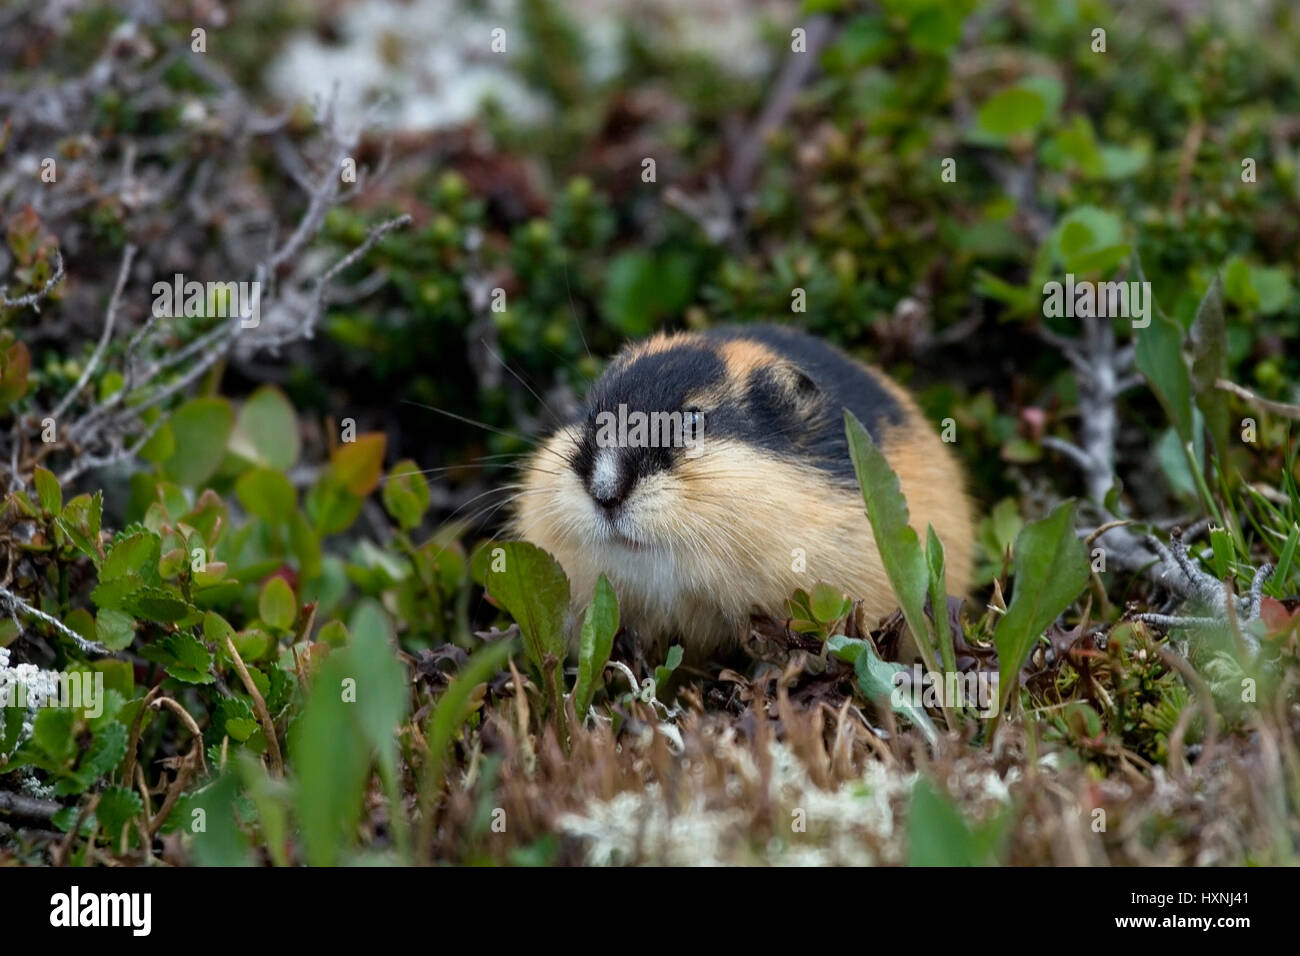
<box><xmin>773</xmin><ymin>361</ymin><xmax>822</xmax><ymax>416</ymax></box>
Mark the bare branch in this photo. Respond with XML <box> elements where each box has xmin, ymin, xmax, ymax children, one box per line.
<box><xmin>48</xmin><ymin>244</ymin><xmax>136</xmax><ymax>423</ymax></box>
<box><xmin>0</xmin><ymin>586</ymin><xmax>108</xmax><ymax>656</ymax></box>
<box><xmin>0</xmin><ymin>248</ymin><xmax>65</xmax><ymax>311</ymax></box>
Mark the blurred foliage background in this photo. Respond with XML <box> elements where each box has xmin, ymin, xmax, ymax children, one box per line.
<box><xmin>1</xmin><ymin>0</ymin><xmax>1299</xmax><ymax>866</ymax></box>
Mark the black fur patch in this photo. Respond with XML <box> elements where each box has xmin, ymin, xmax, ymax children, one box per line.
<box><xmin>571</xmin><ymin>344</ymin><xmax>725</xmax><ymax>489</ymax></box>
<box><xmin>700</xmin><ymin>324</ymin><xmax>905</xmax><ymax>484</ymax></box>
<box><xmin>569</xmin><ymin>326</ymin><xmax>905</xmax><ymax>489</ymax></box>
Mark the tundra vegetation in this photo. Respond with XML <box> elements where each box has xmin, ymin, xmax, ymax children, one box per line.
<box><xmin>1</xmin><ymin>0</ymin><xmax>1298</xmax><ymax>865</ymax></box>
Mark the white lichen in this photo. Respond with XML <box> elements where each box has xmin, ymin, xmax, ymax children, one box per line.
<box><xmin>266</xmin><ymin>0</ymin><xmax>796</xmax><ymax>134</ymax></box>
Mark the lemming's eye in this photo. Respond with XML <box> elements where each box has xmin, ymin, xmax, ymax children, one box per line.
<box><xmin>683</xmin><ymin>407</ymin><xmax>704</xmax><ymax>438</ymax></box>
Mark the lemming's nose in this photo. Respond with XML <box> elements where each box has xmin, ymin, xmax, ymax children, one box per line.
<box><xmin>588</xmin><ymin>448</ymin><xmax>629</xmax><ymax>513</ymax></box>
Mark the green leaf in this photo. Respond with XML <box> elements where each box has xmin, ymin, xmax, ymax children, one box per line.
<box><xmin>189</xmin><ymin>771</ymin><xmax>252</xmax><ymax>866</ymax></box>
<box><xmin>1050</xmin><ymin>206</ymin><xmax>1128</xmax><ymax>274</ymax></box>
<box><xmin>844</xmin><ymin>410</ymin><xmax>935</xmax><ymax>672</ymax></box>
<box><xmin>905</xmin><ymin>3</ymin><xmax>962</xmax><ymax>54</ymax></box>
<box><xmin>95</xmin><ymin>785</ymin><xmax>144</xmax><ymax>842</ymax></box>
<box><xmin>101</xmin><ymin>529</ymin><xmax>161</xmax><ymax>582</ymax></box>
<box><xmin>473</xmin><ymin>541</ymin><xmax>570</xmax><ymax>692</ymax></box>
<box><xmin>203</xmin><ymin>610</ymin><xmax>236</xmax><ymax>646</ymax></box>
<box><xmin>346</xmin><ymin>599</ymin><xmax>410</xmax><ymax>852</ymax></box>
<box><xmin>1135</xmin><ymin>288</ymin><xmax>1196</xmax><ymax>443</ymax></box>
<box><xmin>231</xmin><ymin>384</ymin><xmax>300</xmax><ymax>471</ymax></box>
<box><xmin>56</xmin><ymin>491</ymin><xmax>103</xmax><ymax>563</ymax></box>
<box><xmin>163</xmin><ymin>397</ymin><xmax>234</xmax><ymax>487</ymax></box>
<box><xmin>809</xmin><ymin>581</ymin><xmax>850</xmax><ymax>625</ymax></box>
<box><xmin>91</xmin><ymin>573</ymin><xmax>144</xmax><ymax>612</ymax></box>
<box><xmin>306</xmin><ymin>471</ymin><xmax>364</xmax><ymax>536</ymax></box>
<box><xmin>1189</xmin><ymin>274</ymin><xmax>1229</xmax><ymax>458</ymax></box>
<box><xmin>992</xmin><ymin>500</ymin><xmax>1089</xmax><ymax>711</ymax></box>
<box><xmin>290</xmin><ymin>647</ymin><xmax>375</xmax><ymax>866</ymax></box>
<box><xmin>55</xmin><ymin>721</ymin><xmax>128</xmax><ymax>795</ymax></box>
<box><xmin>259</xmin><ymin>576</ymin><xmax>297</xmax><ymax>631</ymax></box>
<box><xmin>600</xmin><ymin>251</ymin><xmax>694</xmax><ymax>337</ymax></box>
<box><xmin>926</xmin><ymin>524</ymin><xmax>957</xmax><ymax>679</ymax></box>
<box><xmin>422</xmin><ymin>638</ymin><xmax>516</xmax><ymax>805</ymax></box>
<box><xmin>123</xmin><ymin>585</ymin><xmax>196</xmax><ymax>624</ymax></box>
<box><xmin>654</xmin><ymin>645</ymin><xmax>684</xmax><ymax>689</ymax></box>
<box><xmin>1</xmin><ymin>702</ymin><xmax>24</xmax><ymax>757</ymax></box>
<box><xmin>33</xmin><ymin>466</ymin><xmax>61</xmax><ymax>515</ymax></box>
<box><xmin>235</xmin><ymin>751</ymin><xmax>290</xmax><ymax>866</ymax></box>
<box><xmin>289</xmin><ymin>509</ymin><xmax>322</xmax><ymax>581</ymax></box>
<box><xmin>346</xmin><ymin>600</ymin><xmax>409</xmax><ymax>757</ymax></box>
<box><xmin>907</xmin><ymin>777</ymin><xmax>1008</xmax><ymax>866</ymax></box>
<box><xmin>573</xmin><ymin>573</ymin><xmax>619</xmax><ymax>715</ymax></box>
<box><xmin>95</xmin><ymin>608</ymin><xmax>135</xmax><ymax>651</ymax></box>
<box><xmin>976</xmin><ymin>85</ymin><xmax>1047</xmax><ymax>138</ymax></box>
<box><xmin>382</xmin><ymin>459</ymin><xmax>431</xmax><ymax>531</ymax></box>
<box><xmin>215</xmin><ymin>696</ymin><xmax>258</xmax><ymax>741</ymax></box>
<box><xmin>317</xmin><ymin>619</ymin><xmax>348</xmax><ymax>647</ymax></box>
<box><xmin>331</xmin><ymin>433</ymin><xmax>386</xmax><ymax>497</ymax></box>
<box><xmin>235</xmin><ymin>467</ymin><xmax>296</xmax><ymax>525</ymax></box>
<box><xmin>141</xmin><ymin>632</ymin><xmax>214</xmax><ymax>684</ymax></box>
<box><xmin>828</xmin><ymin>635</ymin><xmax>940</xmax><ymax>746</ymax></box>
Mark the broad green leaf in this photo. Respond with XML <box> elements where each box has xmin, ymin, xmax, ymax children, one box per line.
<box><xmin>123</xmin><ymin>585</ymin><xmax>196</xmax><ymax>624</ymax></box>
<box><xmin>235</xmin><ymin>467</ymin><xmax>296</xmax><ymax>525</ymax></box>
<box><xmin>809</xmin><ymin>582</ymin><xmax>850</xmax><ymax>625</ymax></box>
<box><xmin>189</xmin><ymin>772</ymin><xmax>252</xmax><ymax>866</ymax></box>
<box><xmin>382</xmin><ymin>459</ymin><xmax>431</xmax><ymax>531</ymax></box>
<box><xmin>306</xmin><ymin>471</ymin><xmax>364</xmax><ymax>536</ymax></box>
<box><xmin>573</xmin><ymin>573</ymin><xmax>619</xmax><ymax>715</ymax></box>
<box><xmin>346</xmin><ymin>599</ymin><xmax>410</xmax><ymax>854</ymax></box>
<box><xmin>1050</xmin><ymin>206</ymin><xmax>1128</xmax><ymax>274</ymax></box>
<box><xmin>317</xmin><ymin>619</ymin><xmax>349</xmax><ymax>647</ymax></box>
<box><xmin>259</xmin><ymin>576</ymin><xmax>297</xmax><ymax>631</ymax></box>
<box><xmin>57</xmin><ymin>491</ymin><xmax>103</xmax><ymax>563</ymax></box>
<box><xmin>203</xmin><ymin>609</ymin><xmax>236</xmax><ymax>646</ymax></box>
<box><xmin>33</xmin><ymin>466</ymin><xmax>61</xmax><ymax>515</ymax></box>
<box><xmin>289</xmin><ymin>508</ymin><xmax>322</xmax><ymax>581</ymax></box>
<box><xmin>346</xmin><ymin>599</ymin><xmax>409</xmax><ymax>757</ymax></box>
<box><xmin>474</xmin><ymin>541</ymin><xmax>570</xmax><ymax>682</ymax></box>
<box><xmin>908</xmin><ymin>777</ymin><xmax>1008</xmax><ymax>866</ymax></box>
<box><xmin>976</xmin><ymin>85</ymin><xmax>1047</xmax><ymax>138</ymax></box>
<box><xmin>55</xmin><ymin>721</ymin><xmax>127</xmax><ymax>795</ymax></box>
<box><xmin>163</xmin><ymin>397</ymin><xmax>234</xmax><ymax>487</ymax></box>
<box><xmin>992</xmin><ymin>499</ymin><xmax>1089</xmax><ymax>711</ymax></box>
<box><xmin>290</xmin><ymin>647</ymin><xmax>371</xmax><ymax>866</ymax></box>
<box><xmin>94</xmin><ymin>785</ymin><xmax>143</xmax><ymax>842</ymax></box>
<box><xmin>236</xmin><ymin>751</ymin><xmax>290</xmax><ymax>867</ymax></box>
<box><xmin>332</xmin><ymin>433</ymin><xmax>386</xmax><ymax>497</ymax></box>
<box><xmin>231</xmin><ymin>384</ymin><xmax>300</xmax><ymax>471</ymax></box>
<box><xmin>95</xmin><ymin>608</ymin><xmax>135</xmax><ymax>651</ymax></box>
<box><xmin>101</xmin><ymin>529</ymin><xmax>161</xmax><ymax>582</ymax></box>
<box><xmin>828</xmin><ymin>635</ymin><xmax>940</xmax><ymax>746</ymax></box>
<box><xmin>141</xmin><ymin>632</ymin><xmax>214</xmax><ymax>684</ymax></box>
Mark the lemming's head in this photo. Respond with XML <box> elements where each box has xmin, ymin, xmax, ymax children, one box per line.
<box><xmin>520</xmin><ymin>324</ymin><xmax>903</xmax><ymax>556</ymax></box>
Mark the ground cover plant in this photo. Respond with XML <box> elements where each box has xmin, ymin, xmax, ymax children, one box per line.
<box><xmin>0</xmin><ymin>0</ymin><xmax>1298</xmax><ymax>867</ymax></box>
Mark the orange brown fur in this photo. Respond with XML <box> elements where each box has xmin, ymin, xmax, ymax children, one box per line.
<box><xmin>512</xmin><ymin>328</ymin><xmax>975</xmax><ymax>661</ymax></box>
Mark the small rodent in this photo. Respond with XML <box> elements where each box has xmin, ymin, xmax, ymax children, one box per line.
<box><xmin>513</xmin><ymin>324</ymin><xmax>974</xmax><ymax>660</ymax></box>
